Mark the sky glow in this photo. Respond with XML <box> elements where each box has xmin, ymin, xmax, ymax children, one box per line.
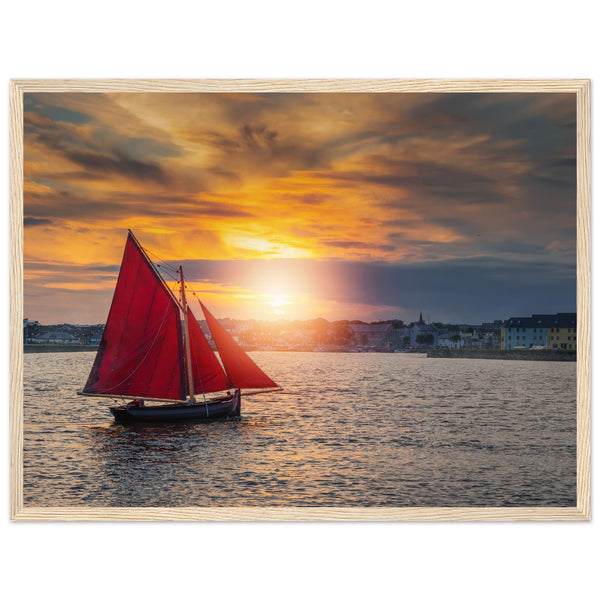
<box><xmin>23</xmin><ymin>92</ymin><xmax>577</xmax><ymax>324</ymax></box>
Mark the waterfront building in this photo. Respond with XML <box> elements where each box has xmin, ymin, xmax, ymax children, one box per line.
<box><xmin>544</xmin><ymin>313</ymin><xmax>577</xmax><ymax>350</ymax></box>
<box><xmin>35</xmin><ymin>331</ymin><xmax>80</xmax><ymax>344</ymax></box>
<box><xmin>501</xmin><ymin>313</ymin><xmax>576</xmax><ymax>350</ymax></box>
<box><xmin>409</xmin><ymin>312</ymin><xmax>439</xmax><ymax>348</ymax></box>
<box><xmin>350</xmin><ymin>323</ymin><xmax>392</xmax><ymax>349</ymax></box>
<box><xmin>23</xmin><ymin>318</ymin><xmax>40</xmax><ymax>342</ymax></box>
<box><xmin>437</xmin><ymin>329</ymin><xmax>464</xmax><ymax>349</ymax></box>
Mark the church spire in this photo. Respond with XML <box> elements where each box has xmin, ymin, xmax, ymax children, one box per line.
<box><xmin>418</xmin><ymin>311</ymin><xmax>425</xmax><ymax>324</ymax></box>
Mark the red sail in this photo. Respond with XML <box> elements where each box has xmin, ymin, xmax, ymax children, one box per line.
<box><xmin>82</xmin><ymin>233</ymin><xmax>186</xmax><ymax>400</ymax></box>
<box><xmin>187</xmin><ymin>307</ymin><xmax>231</xmax><ymax>394</ymax></box>
<box><xmin>199</xmin><ymin>301</ymin><xmax>278</xmax><ymax>390</ymax></box>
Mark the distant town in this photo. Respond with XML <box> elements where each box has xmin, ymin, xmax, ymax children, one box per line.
<box><xmin>23</xmin><ymin>312</ymin><xmax>576</xmax><ymax>353</ymax></box>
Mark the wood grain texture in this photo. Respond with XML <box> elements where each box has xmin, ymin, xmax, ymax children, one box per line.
<box><xmin>9</xmin><ymin>80</ymin><xmax>24</xmax><ymax>520</ymax></box>
<box><xmin>9</xmin><ymin>78</ymin><xmax>591</xmax><ymax>94</ymax></box>
<box><xmin>575</xmin><ymin>81</ymin><xmax>591</xmax><ymax>519</ymax></box>
<box><xmin>10</xmin><ymin>506</ymin><xmax>590</xmax><ymax>521</ymax></box>
<box><xmin>9</xmin><ymin>79</ymin><xmax>591</xmax><ymax>521</ymax></box>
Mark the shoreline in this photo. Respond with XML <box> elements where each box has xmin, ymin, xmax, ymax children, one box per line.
<box><xmin>426</xmin><ymin>348</ymin><xmax>576</xmax><ymax>361</ymax></box>
<box><xmin>23</xmin><ymin>344</ymin><xmax>576</xmax><ymax>361</ymax></box>
<box><xmin>24</xmin><ymin>344</ymin><xmax>99</xmax><ymax>354</ymax></box>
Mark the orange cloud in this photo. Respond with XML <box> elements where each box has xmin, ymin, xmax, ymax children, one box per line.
<box><xmin>22</xmin><ymin>91</ymin><xmax>576</xmax><ymax>323</ymax></box>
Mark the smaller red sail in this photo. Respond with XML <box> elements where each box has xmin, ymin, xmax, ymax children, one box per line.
<box><xmin>187</xmin><ymin>307</ymin><xmax>231</xmax><ymax>394</ymax></box>
<box><xmin>199</xmin><ymin>301</ymin><xmax>278</xmax><ymax>390</ymax></box>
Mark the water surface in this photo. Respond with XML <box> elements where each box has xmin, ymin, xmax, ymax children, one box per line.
<box><xmin>23</xmin><ymin>352</ymin><xmax>576</xmax><ymax>507</ymax></box>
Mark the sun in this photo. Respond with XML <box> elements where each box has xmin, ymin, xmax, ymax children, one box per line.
<box><xmin>266</xmin><ymin>293</ymin><xmax>291</xmax><ymax>316</ymax></box>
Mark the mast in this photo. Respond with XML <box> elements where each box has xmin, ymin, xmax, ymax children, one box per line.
<box><xmin>180</xmin><ymin>265</ymin><xmax>196</xmax><ymax>403</ymax></box>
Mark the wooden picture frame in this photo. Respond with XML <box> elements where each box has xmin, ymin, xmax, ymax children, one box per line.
<box><xmin>9</xmin><ymin>79</ymin><xmax>590</xmax><ymax>521</ymax></box>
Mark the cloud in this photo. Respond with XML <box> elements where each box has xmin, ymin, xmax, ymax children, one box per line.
<box><xmin>177</xmin><ymin>256</ymin><xmax>576</xmax><ymax>323</ymax></box>
<box><xmin>322</xmin><ymin>240</ymin><xmax>395</xmax><ymax>252</ymax></box>
<box><xmin>21</xmin><ymin>91</ymin><xmax>577</xmax><ymax>323</ymax></box>
<box><xmin>24</xmin><ymin>217</ymin><xmax>53</xmax><ymax>227</ymax></box>
<box><xmin>62</xmin><ymin>149</ymin><xmax>167</xmax><ymax>183</ymax></box>
<box><xmin>328</xmin><ymin>157</ymin><xmax>503</xmax><ymax>204</ymax></box>
<box><xmin>24</xmin><ymin>187</ymin><xmax>255</xmax><ymax>223</ymax></box>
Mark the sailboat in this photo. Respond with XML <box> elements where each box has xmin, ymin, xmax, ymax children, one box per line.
<box><xmin>78</xmin><ymin>231</ymin><xmax>280</xmax><ymax>423</ymax></box>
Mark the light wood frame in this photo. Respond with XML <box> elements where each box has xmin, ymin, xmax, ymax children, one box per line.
<box><xmin>9</xmin><ymin>79</ymin><xmax>591</xmax><ymax>521</ymax></box>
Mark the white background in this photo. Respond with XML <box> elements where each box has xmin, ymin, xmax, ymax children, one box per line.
<box><xmin>1</xmin><ymin>2</ymin><xmax>597</xmax><ymax>598</ymax></box>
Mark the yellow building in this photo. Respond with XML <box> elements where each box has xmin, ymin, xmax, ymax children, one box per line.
<box><xmin>547</xmin><ymin>314</ymin><xmax>577</xmax><ymax>350</ymax></box>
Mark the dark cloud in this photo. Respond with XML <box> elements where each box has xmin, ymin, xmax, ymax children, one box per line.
<box><xmin>299</xmin><ymin>194</ymin><xmax>327</xmax><ymax>205</ymax></box>
<box><xmin>24</xmin><ymin>189</ymin><xmax>255</xmax><ymax>222</ymax></box>
<box><xmin>24</xmin><ymin>96</ymin><xmax>92</xmax><ymax>125</ymax></box>
<box><xmin>212</xmin><ymin>121</ymin><xmax>328</xmax><ymax>176</ymax></box>
<box><xmin>240</xmin><ymin>123</ymin><xmax>277</xmax><ymax>147</ymax></box>
<box><xmin>323</xmin><ymin>240</ymin><xmax>395</xmax><ymax>252</ymax></box>
<box><xmin>527</xmin><ymin>159</ymin><xmax>577</xmax><ymax>189</ymax></box>
<box><xmin>89</xmin><ymin>264</ymin><xmax>121</xmax><ymax>272</ymax></box>
<box><xmin>180</xmin><ymin>256</ymin><xmax>575</xmax><ymax>323</ymax></box>
<box><xmin>408</xmin><ymin>93</ymin><xmax>575</xmax><ymax>141</ymax></box>
<box><xmin>330</xmin><ymin>158</ymin><xmax>503</xmax><ymax>204</ymax></box>
<box><xmin>278</xmin><ymin>193</ymin><xmax>330</xmax><ymax>206</ymax></box>
<box><xmin>24</xmin><ymin>100</ymin><xmax>180</xmax><ymax>186</ymax></box>
<box><xmin>24</xmin><ymin>217</ymin><xmax>53</xmax><ymax>227</ymax></box>
<box><xmin>207</xmin><ymin>166</ymin><xmax>241</xmax><ymax>182</ymax></box>
<box><xmin>25</xmin><ymin>260</ymin><xmax>120</xmax><ymax>274</ymax></box>
<box><xmin>63</xmin><ymin>149</ymin><xmax>167</xmax><ymax>183</ymax></box>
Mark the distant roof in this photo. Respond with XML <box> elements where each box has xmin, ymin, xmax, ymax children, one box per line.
<box><xmin>410</xmin><ymin>321</ymin><xmax>438</xmax><ymax>331</ymax></box>
<box><xmin>38</xmin><ymin>331</ymin><xmax>77</xmax><ymax>340</ymax></box>
<box><xmin>350</xmin><ymin>323</ymin><xmax>391</xmax><ymax>333</ymax></box>
<box><xmin>504</xmin><ymin>313</ymin><xmax>576</xmax><ymax>328</ymax></box>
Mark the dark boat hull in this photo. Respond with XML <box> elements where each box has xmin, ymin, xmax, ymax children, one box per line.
<box><xmin>109</xmin><ymin>390</ymin><xmax>241</xmax><ymax>423</ymax></box>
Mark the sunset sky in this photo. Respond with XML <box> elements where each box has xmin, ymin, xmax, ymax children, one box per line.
<box><xmin>23</xmin><ymin>92</ymin><xmax>577</xmax><ymax>325</ymax></box>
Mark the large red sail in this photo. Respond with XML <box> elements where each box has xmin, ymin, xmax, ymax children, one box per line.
<box><xmin>187</xmin><ymin>307</ymin><xmax>231</xmax><ymax>394</ymax></box>
<box><xmin>199</xmin><ymin>301</ymin><xmax>278</xmax><ymax>390</ymax></box>
<box><xmin>82</xmin><ymin>232</ymin><xmax>186</xmax><ymax>400</ymax></box>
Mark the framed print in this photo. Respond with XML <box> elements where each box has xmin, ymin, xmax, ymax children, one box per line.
<box><xmin>9</xmin><ymin>79</ymin><xmax>590</xmax><ymax>520</ymax></box>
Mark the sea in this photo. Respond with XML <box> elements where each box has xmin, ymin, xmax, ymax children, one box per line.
<box><xmin>22</xmin><ymin>351</ymin><xmax>577</xmax><ymax>507</ymax></box>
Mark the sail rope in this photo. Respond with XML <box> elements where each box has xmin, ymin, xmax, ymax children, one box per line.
<box><xmin>99</xmin><ymin>301</ymin><xmax>172</xmax><ymax>393</ymax></box>
<box><xmin>156</xmin><ymin>263</ymin><xmax>180</xmax><ymax>280</ymax></box>
<box><xmin>146</xmin><ymin>249</ymin><xmax>181</xmax><ymax>296</ymax></box>
<box><xmin>144</xmin><ymin>247</ymin><xmax>180</xmax><ymax>278</ymax></box>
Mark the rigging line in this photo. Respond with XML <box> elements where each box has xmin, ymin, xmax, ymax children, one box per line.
<box><xmin>99</xmin><ymin>301</ymin><xmax>172</xmax><ymax>393</ymax></box>
<box><xmin>154</xmin><ymin>258</ymin><xmax>179</xmax><ymax>272</ymax></box>
<box><xmin>182</xmin><ymin>287</ymin><xmax>215</xmax><ymax>296</ymax></box>
<box><xmin>155</xmin><ymin>264</ymin><xmax>180</xmax><ymax>280</ymax></box>
<box><xmin>144</xmin><ymin>247</ymin><xmax>180</xmax><ymax>273</ymax></box>
<box><xmin>157</xmin><ymin>264</ymin><xmax>179</xmax><ymax>277</ymax></box>
<box><xmin>154</xmin><ymin>264</ymin><xmax>182</xmax><ymax>287</ymax></box>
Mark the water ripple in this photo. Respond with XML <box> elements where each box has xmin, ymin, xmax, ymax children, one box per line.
<box><xmin>23</xmin><ymin>352</ymin><xmax>576</xmax><ymax>507</ymax></box>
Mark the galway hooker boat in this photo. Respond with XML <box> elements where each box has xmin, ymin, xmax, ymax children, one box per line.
<box><xmin>78</xmin><ymin>231</ymin><xmax>280</xmax><ymax>423</ymax></box>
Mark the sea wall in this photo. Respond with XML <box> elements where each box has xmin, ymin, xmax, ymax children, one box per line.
<box><xmin>24</xmin><ymin>344</ymin><xmax>99</xmax><ymax>354</ymax></box>
<box><xmin>426</xmin><ymin>348</ymin><xmax>576</xmax><ymax>361</ymax></box>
